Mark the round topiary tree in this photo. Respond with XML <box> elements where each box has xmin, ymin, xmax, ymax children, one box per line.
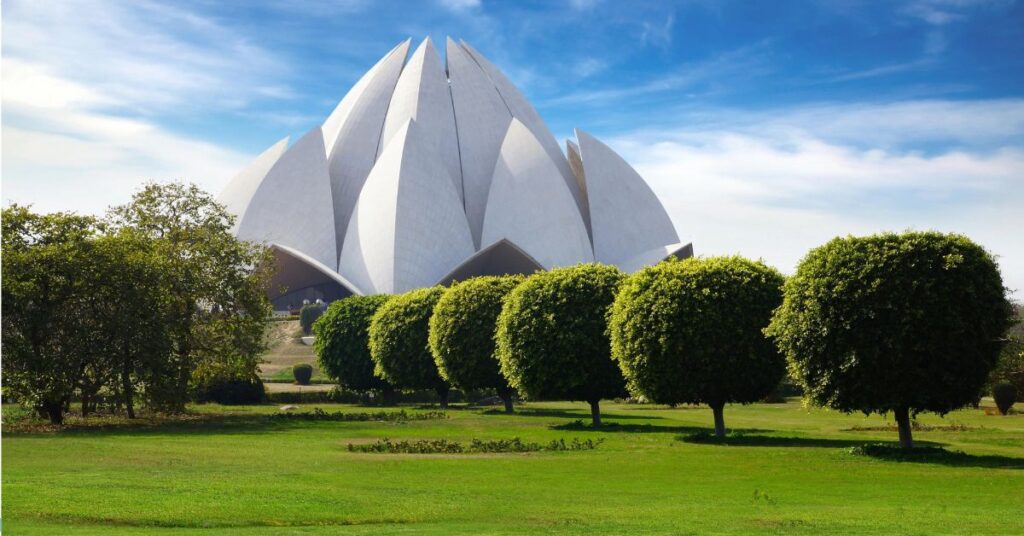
<box><xmin>292</xmin><ymin>363</ymin><xmax>313</xmax><ymax>385</ymax></box>
<box><xmin>993</xmin><ymin>383</ymin><xmax>1017</xmax><ymax>415</ymax></box>
<box><xmin>313</xmin><ymin>295</ymin><xmax>393</xmax><ymax>399</ymax></box>
<box><xmin>429</xmin><ymin>275</ymin><xmax>523</xmax><ymax>413</ymax></box>
<box><xmin>369</xmin><ymin>287</ymin><xmax>450</xmax><ymax>407</ymax></box>
<box><xmin>609</xmin><ymin>257</ymin><xmax>786</xmax><ymax>438</ymax></box>
<box><xmin>767</xmin><ymin>231</ymin><xmax>1013</xmax><ymax>449</ymax></box>
<box><xmin>496</xmin><ymin>263</ymin><xmax>627</xmax><ymax>425</ymax></box>
<box><xmin>299</xmin><ymin>302</ymin><xmax>325</xmax><ymax>335</ymax></box>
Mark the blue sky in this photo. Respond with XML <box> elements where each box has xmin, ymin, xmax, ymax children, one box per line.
<box><xmin>3</xmin><ymin>0</ymin><xmax>1023</xmax><ymax>295</ymax></box>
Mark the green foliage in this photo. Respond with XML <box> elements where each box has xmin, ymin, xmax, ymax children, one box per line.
<box><xmin>369</xmin><ymin>287</ymin><xmax>449</xmax><ymax>398</ymax></box>
<box><xmin>428</xmin><ymin>275</ymin><xmax>522</xmax><ymax>397</ymax></box>
<box><xmin>107</xmin><ymin>182</ymin><xmax>273</xmax><ymax>412</ymax></box>
<box><xmin>993</xmin><ymin>383</ymin><xmax>1017</xmax><ymax>415</ymax></box>
<box><xmin>609</xmin><ymin>257</ymin><xmax>786</xmax><ymax>432</ymax></box>
<box><xmin>767</xmin><ymin>231</ymin><xmax>1013</xmax><ymax>419</ymax></box>
<box><xmin>988</xmin><ymin>303</ymin><xmax>1023</xmax><ymax>393</ymax></box>
<box><xmin>299</xmin><ymin>303</ymin><xmax>325</xmax><ymax>335</ymax></box>
<box><xmin>194</xmin><ymin>377</ymin><xmax>265</xmax><ymax>405</ymax></box>
<box><xmin>292</xmin><ymin>364</ymin><xmax>313</xmax><ymax>385</ymax></box>
<box><xmin>313</xmin><ymin>295</ymin><xmax>392</xmax><ymax>392</ymax></box>
<box><xmin>496</xmin><ymin>264</ymin><xmax>627</xmax><ymax>412</ymax></box>
<box><xmin>348</xmin><ymin>436</ymin><xmax>603</xmax><ymax>454</ymax></box>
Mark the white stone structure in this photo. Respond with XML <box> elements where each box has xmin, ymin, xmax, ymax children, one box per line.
<box><xmin>219</xmin><ymin>37</ymin><xmax>691</xmax><ymax>309</ymax></box>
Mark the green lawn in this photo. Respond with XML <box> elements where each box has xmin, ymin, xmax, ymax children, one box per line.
<box><xmin>3</xmin><ymin>400</ymin><xmax>1023</xmax><ymax>534</ymax></box>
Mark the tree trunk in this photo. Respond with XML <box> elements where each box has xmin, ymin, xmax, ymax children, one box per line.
<box><xmin>437</xmin><ymin>387</ymin><xmax>449</xmax><ymax>409</ymax></box>
<box><xmin>589</xmin><ymin>399</ymin><xmax>602</xmax><ymax>427</ymax></box>
<box><xmin>42</xmin><ymin>400</ymin><xmax>64</xmax><ymax>425</ymax></box>
<box><xmin>123</xmin><ymin>361</ymin><xmax>136</xmax><ymax>419</ymax></box>
<box><xmin>895</xmin><ymin>406</ymin><xmax>914</xmax><ymax>449</ymax></box>
<box><xmin>499</xmin><ymin>387</ymin><xmax>515</xmax><ymax>414</ymax></box>
<box><xmin>711</xmin><ymin>402</ymin><xmax>726</xmax><ymax>438</ymax></box>
<box><xmin>81</xmin><ymin>391</ymin><xmax>91</xmax><ymax>417</ymax></box>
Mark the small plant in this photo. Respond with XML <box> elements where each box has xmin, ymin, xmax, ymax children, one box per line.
<box><xmin>347</xmin><ymin>437</ymin><xmax>604</xmax><ymax>453</ymax></box>
<box><xmin>293</xmin><ymin>364</ymin><xmax>314</xmax><ymax>385</ymax></box>
<box><xmin>993</xmin><ymin>383</ymin><xmax>1017</xmax><ymax>415</ymax></box>
<box><xmin>270</xmin><ymin>408</ymin><xmax>446</xmax><ymax>422</ymax></box>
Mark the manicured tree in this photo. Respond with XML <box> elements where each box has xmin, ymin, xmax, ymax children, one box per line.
<box><xmin>299</xmin><ymin>303</ymin><xmax>325</xmax><ymax>335</ymax></box>
<box><xmin>993</xmin><ymin>383</ymin><xmax>1017</xmax><ymax>415</ymax></box>
<box><xmin>369</xmin><ymin>287</ymin><xmax>450</xmax><ymax>407</ymax></box>
<box><xmin>767</xmin><ymin>232</ymin><xmax>1013</xmax><ymax>449</ymax></box>
<box><xmin>313</xmin><ymin>295</ymin><xmax>393</xmax><ymax>397</ymax></box>
<box><xmin>496</xmin><ymin>264</ymin><xmax>627</xmax><ymax>425</ymax></box>
<box><xmin>293</xmin><ymin>363</ymin><xmax>313</xmax><ymax>385</ymax></box>
<box><xmin>429</xmin><ymin>275</ymin><xmax>524</xmax><ymax>413</ymax></box>
<box><xmin>609</xmin><ymin>257</ymin><xmax>786</xmax><ymax>438</ymax></box>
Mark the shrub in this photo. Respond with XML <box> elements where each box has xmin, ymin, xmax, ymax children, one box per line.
<box><xmin>496</xmin><ymin>263</ymin><xmax>627</xmax><ymax>425</ymax></box>
<box><xmin>299</xmin><ymin>302</ymin><xmax>325</xmax><ymax>335</ymax></box>
<box><xmin>195</xmin><ymin>376</ymin><xmax>265</xmax><ymax>405</ymax></box>
<box><xmin>313</xmin><ymin>295</ymin><xmax>393</xmax><ymax>395</ymax></box>
<box><xmin>429</xmin><ymin>275</ymin><xmax>523</xmax><ymax>413</ymax></box>
<box><xmin>610</xmin><ymin>257</ymin><xmax>786</xmax><ymax>437</ymax></box>
<box><xmin>993</xmin><ymin>383</ymin><xmax>1017</xmax><ymax>415</ymax></box>
<box><xmin>369</xmin><ymin>287</ymin><xmax>450</xmax><ymax>407</ymax></box>
<box><xmin>767</xmin><ymin>231</ymin><xmax>1014</xmax><ymax>448</ymax></box>
<box><xmin>292</xmin><ymin>363</ymin><xmax>313</xmax><ymax>385</ymax></box>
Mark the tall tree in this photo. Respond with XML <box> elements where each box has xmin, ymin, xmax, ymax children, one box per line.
<box><xmin>2</xmin><ymin>206</ymin><xmax>100</xmax><ymax>424</ymax></box>
<box><xmin>767</xmin><ymin>232</ymin><xmax>1013</xmax><ymax>448</ymax></box>
<box><xmin>106</xmin><ymin>182</ymin><xmax>273</xmax><ymax>411</ymax></box>
<box><xmin>496</xmin><ymin>264</ymin><xmax>627</xmax><ymax>426</ymax></box>
<box><xmin>610</xmin><ymin>257</ymin><xmax>785</xmax><ymax>437</ymax></box>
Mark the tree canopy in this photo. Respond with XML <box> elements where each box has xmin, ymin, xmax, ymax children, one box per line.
<box><xmin>496</xmin><ymin>263</ymin><xmax>626</xmax><ymax>425</ymax></box>
<box><xmin>314</xmin><ymin>295</ymin><xmax>393</xmax><ymax>393</ymax></box>
<box><xmin>369</xmin><ymin>287</ymin><xmax>450</xmax><ymax>406</ymax></box>
<box><xmin>610</xmin><ymin>257</ymin><xmax>785</xmax><ymax>437</ymax></box>
<box><xmin>429</xmin><ymin>275</ymin><xmax>523</xmax><ymax>413</ymax></box>
<box><xmin>766</xmin><ymin>231</ymin><xmax>1013</xmax><ymax>448</ymax></box>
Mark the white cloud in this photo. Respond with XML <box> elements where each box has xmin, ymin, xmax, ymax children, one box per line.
<box><xmin>438</xmin><ymin>0</ymin><xmax>481</xmax><ymax>11</ymax></box>
<box><xmin>605</xmin><ymin>99</ymin><xmax>1024</xmax><ymax>298</ymax></box>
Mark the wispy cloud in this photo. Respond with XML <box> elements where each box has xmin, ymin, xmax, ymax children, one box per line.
<box><xmin>605</xmin><ymin>98</ymin><xmax>1024</xmax><ymax>297</ymax></box>
<box><xmin>437</xmin><ymin>0</ymin><xmax>481</xmax><ymax>12</ymax></box>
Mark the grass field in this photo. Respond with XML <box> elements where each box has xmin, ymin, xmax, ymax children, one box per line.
<box><xmin>3</xmin><ymin>399</ymin><xmax>1023</xmax><ymax>534</ymax></box>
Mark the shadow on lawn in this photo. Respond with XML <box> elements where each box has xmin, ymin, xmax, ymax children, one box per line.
<box><xmin>551</xmin><ymin>420</ymin><xmax>765</xmax><ymax>435</ymax></box>
<box><xmin>849</xmin><ymin>444</ymin><xmax>1024</xmax><ymax>470</ymax></box>
<box><xmin>490</xmin><ymin>408</ymin><xmax>662</xmax><ymax>420</ymax></box>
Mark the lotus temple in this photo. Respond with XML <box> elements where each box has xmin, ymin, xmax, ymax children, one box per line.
<box><xmin>219</xmin><ymin>37</ymin><xmax>691</xmax><ymax>310</ymax></box>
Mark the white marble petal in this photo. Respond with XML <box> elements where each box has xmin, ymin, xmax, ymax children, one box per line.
<box><xmin>218</xmin><ymin>137</ymin><xmax>289</xmax><ymax>233</ymax></box>
<box><xmin>378</xmin><ymin>37</ymin><xmax>463</xmax><ymax>199</ymax></box>
<box><xmin>231</xmin><ymin>128</ymin><xmax>337</xmax><ymax>269</ymax></box>
<box><xmin>461</xmin><ymin>40</ymin><xmax>590</xmax><ymax>236</ymax></box>
<box><xmin>617</xmin><ymin>242</ymin><xmax>694</xmax><ymax>274</ymax></box>
<box><xmin>338</xmin><ymin>119</ymin><xmax>475</xmax><ymax>294</ymax></box>
<box><xmin>482</xmin><ymin>119</ymin><xmax>593</xmax><ymax>269</ymax></box>
<box><xmin>575</xmin><ymin>128</ymin><xmax>680</xmax><ymax>269</ymax></box>
<box><xmin>324</xmin><ymin>39</ymin><xmax>411</xmax><ymax>255</ymax></box>
<box><xmin>445</xmin><ymin>37</ymin><xmax>513</xmax><ymax>247</ymax></box>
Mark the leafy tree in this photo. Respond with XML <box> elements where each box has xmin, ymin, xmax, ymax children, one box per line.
<box><xmin>429</xmin><ymin>275</ymin><xmax>523</xmax><ymax>413</ymax></box>
<box><xmin>988</xmin><ymin>303</ymin><xmax>1023</xmax><ymax>394</ymax></box>
<box><xmin>767</xmin><ymin>232</ymin><xmax>1013</xmax><ymax>448</ymax></box>
<box><xmin>610</xmin><ymin>257</ymin><xmax>786</xmax><ymax>437</ymax></box>
<box><xmin>107</xmin><ymin>182</ymin><xmax>273</xmax><ymax>411</ymax></box>
<box><xmin>1</xmin><ymin>206</ymin><xmax>102</xmax><ymax>424</ymax></box>
<box><xmin>314</xmin><ymin>295</ymin><xmax>393</xmax><ymax>397</ymax></box>
<box><xmin>369</xmin><ymin>287</ymin><xmax>450</xmax><ymax>407</ymax></box>
<box><xmin>496</xmin><ymin>264</ymin><xmax>627</xmax><ymax>425</ymax></box>
<box><xmin>993</xmin><ymin>383</ymin><xmax>1017</xmax><ymax>415</ymax></box>
<box><xmin>300</xmin><ymin>302</ymin><xmax>325</xmax><ymax>335</ymax></box>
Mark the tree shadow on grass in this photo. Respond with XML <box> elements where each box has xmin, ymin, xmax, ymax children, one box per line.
<box><xmin>849</xmin><ymin>443</ymin><xmax>1024</xmax><ymax>470</ymax></box>
<box><xmin>551</xmin><ymin>420</ymin><xmax>764</xmax><ymax>435</ymax></box>
<box><xmin>488</xmin><ymin>408</ymin><xmax>662</xmax><ymax>420</ymax></box>
<box><xmin>678</xmin><ymin>430</ymin><xmax>888</xmax><ymax>449</ymax></box>
<box><xmin>3</xmin><ymin>407</ymin><xmax>446</xmax><ymax>438</ymax></box>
